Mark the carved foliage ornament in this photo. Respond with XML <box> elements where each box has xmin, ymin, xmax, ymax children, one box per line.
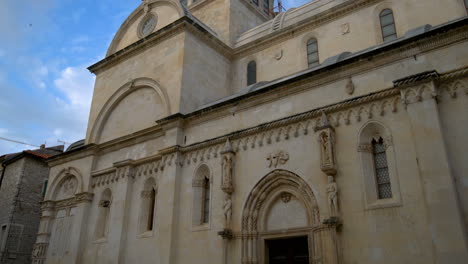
<box><xmin>267</xmin><ymin>150</ymin><xmax>289</xmax><ymax>168</ymax></box>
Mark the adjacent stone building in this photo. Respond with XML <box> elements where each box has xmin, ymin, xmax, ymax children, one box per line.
<box><xmin>0</xmin><ymin>145</ymin><xmax>63</xmax><ymax>264</ymax></box>
<box><xmin>32</xmin><ymin>0</ymin><xmax>468</xmax><ymax>263</ymax></box>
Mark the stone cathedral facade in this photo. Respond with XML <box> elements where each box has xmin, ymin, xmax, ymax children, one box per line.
<box><xmin>32</xmin><ymin>0</ymin><xmax>468</xmax><ymax>263</ymax></box>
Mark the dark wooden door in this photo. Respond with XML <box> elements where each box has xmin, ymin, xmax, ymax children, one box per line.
<box><xmin>266</xmin><ymin>236</ymin><xmax>309</xmax><ymax>264</ymax></box>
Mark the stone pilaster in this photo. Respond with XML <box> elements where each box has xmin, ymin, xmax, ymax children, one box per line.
<box><xmin>397</xmin><ymin>73</ymin><xmax>468</xmax><ymax>262</ymax></box>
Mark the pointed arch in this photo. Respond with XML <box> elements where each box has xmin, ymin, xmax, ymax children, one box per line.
<box><xmin>242</xmin><ymin>169</ymin><xmax>320</xmax><ymax>233</ymax></box>
<box><xmin>358</xmin><ymin>121</ymin><xmax>402</xmax><ymax>209</ymax></box>
<box><xmin>192</xmin><ymin>164</ymin><xmax>212</xmax><ymax>227</ymax></box>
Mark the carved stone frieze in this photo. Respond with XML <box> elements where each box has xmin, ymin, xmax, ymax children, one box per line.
<box><xmin>267</xmin><ymin>150</ymin><xmax>289</xmax><ymax>168</ymax></box>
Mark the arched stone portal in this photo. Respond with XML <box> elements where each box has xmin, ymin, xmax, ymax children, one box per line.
<box><xmin>241</xmin><ymin>170</ymin><xmax>339</xmax><ymax>264</ymax></box>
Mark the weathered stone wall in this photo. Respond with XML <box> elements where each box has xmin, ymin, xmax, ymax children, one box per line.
<box><xmin>0</xmin><ymin>157</ymin><xmax>49</xmax><ymax>264</ymax></box>
<box><xmin>0</xmin><ymin>159</ymin><xmax>23</xmax><ymax>262</ymax></box>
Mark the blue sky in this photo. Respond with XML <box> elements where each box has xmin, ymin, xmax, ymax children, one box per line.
<box><xmin>0</xmin><ymin>0</ymin><xmax>311</xmax><ymax>155</ymax></box>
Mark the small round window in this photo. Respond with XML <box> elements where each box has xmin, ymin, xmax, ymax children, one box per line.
<box><xmin>138</xmin><ymin>14</ymin><xmax>157</xmax><ymax>38</ymax></box>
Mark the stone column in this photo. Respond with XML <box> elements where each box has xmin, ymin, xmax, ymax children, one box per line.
<box><xmin>399</xmin><ymin>77</ymin><xmax>468</xmax><ymax>262</ymax></box>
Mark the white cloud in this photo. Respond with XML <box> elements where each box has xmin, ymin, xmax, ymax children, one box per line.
<box><xmin>54</xmin><ymin>65</ymin><xmax>95</xmax><ymax>124</ymax></box>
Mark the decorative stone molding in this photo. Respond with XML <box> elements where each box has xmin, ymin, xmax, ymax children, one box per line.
<box><xmin>89</xmin><ymin>71</ymin><xmax>466</xmax><ymax>189</ymax></box>
<box><xmin>266</xmin><ymin>150</ymin><xmax>289</xmax><ymax>168</ymax></box>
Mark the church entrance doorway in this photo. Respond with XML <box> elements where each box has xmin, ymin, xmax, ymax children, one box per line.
<box><xmin>266</xmin><ymin>236</ymin><xmax>309</xmax><ymax>264</ymax></box>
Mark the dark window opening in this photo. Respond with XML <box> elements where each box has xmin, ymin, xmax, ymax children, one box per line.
<box><xmin>202</xmin><ymin>177</ymin><xmax>210</xmax><ymax>223</ymax></box>
<box><xmin>266</xmin><ymin>236</ymin><xmax>309</xmax><ymax>264</ymax></box>
<box><xmin>147</xmin><ymin>188</ymin><xmax>156</xmax><ymax>231</ymax></box>
<box><xmin>247</xmin><ymin>61</ymin><xmax>257</xmax><ymax>86</ymax></box>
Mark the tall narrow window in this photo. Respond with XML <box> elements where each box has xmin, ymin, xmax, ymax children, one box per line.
<box><xmin>372</xmin><ymin>137</ymin><xmax>392</xmax><ymax>199</ymax></box>
<box><xmin>202</xmin><ymin>177</ymin><xmax>210</xmax><ymax>224</ymax></box>
<box><xmin>247</xmin><ymin>61</ymin><xmax>257</xmax><ymax>86</ymax></box>
<box><xmin>42</xmin><ymin>180</ymin><xmax>48</xmax><ymax>198</ymax></box>
<box><xmin>192</xmin><ymin>164</ymin><xmax>211</xmax><ymax>227</ymax></box>
<box><xmin>306</xmin><ymin>38</ymin><xmax>319</xmax><ymax>67</ymax></box>
<box><xmin>263</xmin><ymin>0</ymin><xmax>270</xmax><ymax>14</ymax></box>
<box><xmin>253</xmin><ymin>0</ymin><xmax>259</xmax><ymax>6</ymax></box>
<box><xmin>147</xmin><ymin>188</ymin><xmax>156</xmax><ymax>231</ymax></box>
<box><xmin>379</xmin><ymin>9</ymin><xmax>397</xmax><ymax>42</ymax></box>
<box><xmin>96</xmin><ymin>189</ymin><xmax>112</xmax><ymax>239</ymax></box>
<box><xmin>465</xmin><ymin>0</ymin><xmax>468</xmax><ymax>12</ymax></box>
<box><xmin>139</xmin><ymin>177</ymin><xmax>157</xmax><ymax>235</ymax></box>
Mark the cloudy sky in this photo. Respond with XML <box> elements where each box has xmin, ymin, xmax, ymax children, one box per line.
<box><xmin>0</xmin><ymin>0</ymin><xmax>311</xmax><ymax>155</ymax></box>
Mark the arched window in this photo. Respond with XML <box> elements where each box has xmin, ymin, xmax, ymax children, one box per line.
<box><xmin>202</xmin><ymin>177</ymin><xmax>210</xmax><ymax>224</ymax></box>
<box><xmin>192</xmin><ymin>165</ymin><xmax>211</xmax><ymax>226</ymax></box>
<box><xmin>96</xmin><ymin>189</ymin><xmax>112</xmax><ymax>239</ymax></box>
<box><xmin>306</xmin><ymin>38</ymin><xmax>319</xmax><ymax>68</ymax></box>
<box><xmin>358</xmin><ymin>122</ymin><xmax>401</xmax><ymax>209</ymax></box>
<box><xmin>247</xmin><ymin>60</ymin><xmax>257</xmax><ymax>86</ymax></box>
<box><xmin>379</xmin><ymin>9</ymin><xmax>397</xmax><ymax>42</ymax></box>
<box><xmin>372</xmin><ymin>137</ymin><xmax>392</xmax><ymax>199</ymax></box>
<box><xmin>139</xmin><ymin>178</ymin><xmax>157</xmax><ymax>234</ymax></box>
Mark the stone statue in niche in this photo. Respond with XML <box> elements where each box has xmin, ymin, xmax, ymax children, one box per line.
<box><xmin>221</xmin><ymin>154</ymin><xmax>234</xmax><ymax>193</ymax></box>
<box><xmin>223</xmin><ymin>193</ymin><xmax>232</xmax><ymax>228</ymax></box>
<box><xmin>326</xmin><ymin>176</ymin><xmax>339</xmax><ymax>217</ymax></box>
<box><xmin>319</xmin><ymin>130</ymin><xmax>337</xmax><ymax>176</ymax></box>
<box><xmin>267</xmin><ymin>150</ymin><xmax>289</xmax><ymax>168</ymax></box>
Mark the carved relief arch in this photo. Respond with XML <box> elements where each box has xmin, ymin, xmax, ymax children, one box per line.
<box><xmin>107</xmin><ymin>0</ymin><xmax>186</xmax><ymax>55</ymax></box>
<box><xmin>242</xmin><ymin>169</ymin><xmax>320</xmax><ymax>233</ymax></box>
<box><xmin>45</xmin><ymin>167</ymin><xmax>84</xmax><ymax>201</ymax></box>
<box><xmin>89</xmin><ymin>77</ymin><xmax>171</xmax><ymax>143</ymax></box>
